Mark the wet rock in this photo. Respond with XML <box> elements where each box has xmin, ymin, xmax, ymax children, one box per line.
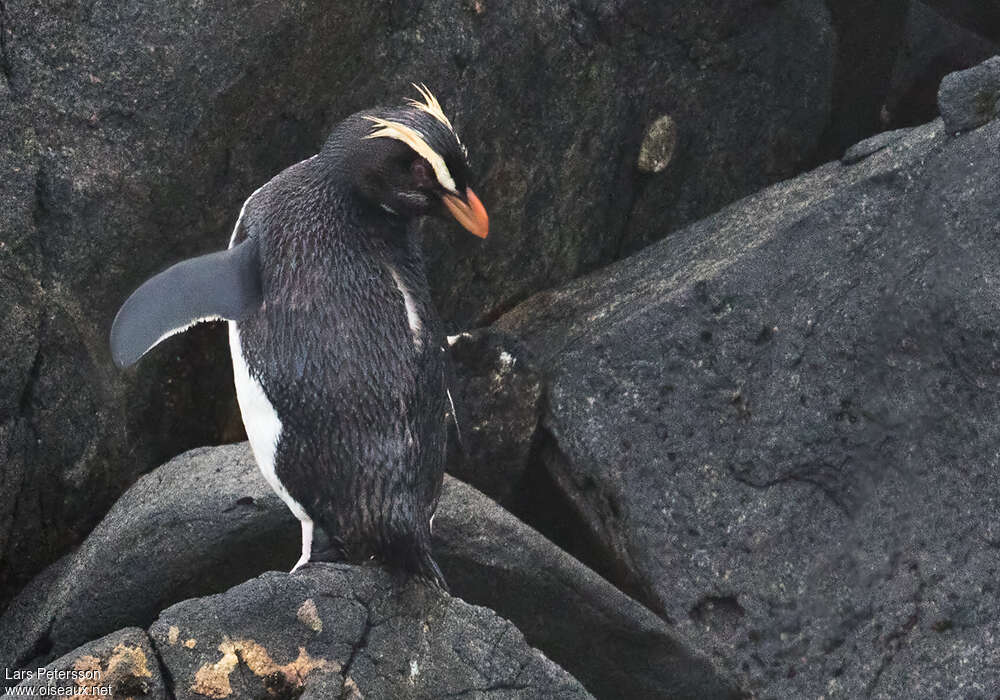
<box><xmin>496</xmin><ymin>117</ymin><xmax>1000</xmax><ymax>697</ymax></box>
<box><xmin>937</xmin><ymin>55</ymin><xmax>1000</xmax><ymax>132</ymax></box>
<box><xmin>13</xmin><ymin>627</ymin><xmax>168</xmax><ymax>700</ymax></box>
<box><xmin>149</xmin><ymin>564</ymin><xmax>592</xmax><ymax>700</ymax></box>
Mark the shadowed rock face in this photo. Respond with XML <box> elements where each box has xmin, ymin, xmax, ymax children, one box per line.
<box><xmin>0</xmin><ymin>0</ymin><xmax>836</xmax><ymax>609</ymax></box>
<box><xmin>496</xmin><ymin>114</ymin><xmax>1000</xmax><ymax>696</ymax></box>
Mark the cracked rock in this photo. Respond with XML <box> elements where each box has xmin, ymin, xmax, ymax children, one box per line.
<box><xmin>496</xmin><ymin>116</ymin><xmax>1000</xmax><ymax>697</ymax></box>
<box><xmin>149</xmin><ymin>564</ymin><xmax>592</xmax><ymax>700</ymax></box>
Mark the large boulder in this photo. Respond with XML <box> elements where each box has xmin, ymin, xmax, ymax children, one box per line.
<box><xmin>1</xmin><ymin>442</ymin><xmax>739</xmax><ymax>699</ymax></box>
<box><xmin>495</xmin><ymin>114</ymin><xmax>1000</xmax><ymax>697</ymax></box>
<box><xmin>150</xmin><ymin>564</ymin><xmax>592</xmax><ymax>700</ymax></box>
<box><xmin>0</xmin><ymin>0</ymin><xmax>836</xmax><ymax>609</ymax></box>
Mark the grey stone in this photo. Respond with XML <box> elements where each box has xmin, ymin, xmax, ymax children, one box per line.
<box><xmin>938</xmin><ymin>55</ymin><xmax>1000</xmax><ymax>132</ymax></box>
<box><xmin>148</xmin><ymin>564</ymin><xmax>592</xmax><ymax>700</ymax></box>
<box><xmin>434</xmin><ymin>477</ymin><xmax>742</xmax><ymax>699</ymax></box>
<box><xmin>496</xmin><ymin>117</ymin><xmax>1000</xmax><ymax>697</ymax></box>
<box><xmin>0</xmin><ymin>0</ymin><xmax>837</xmax><ymax>611</ymax></box>
<box><xmin>841</xmin><ymin>128</ymin><xmax>912</xmax><ymax>164</ymax></box>
<box><xmin>13</xmin><ymin>627</ymin><xmax>169</xmax><ymax>700</ymax></box>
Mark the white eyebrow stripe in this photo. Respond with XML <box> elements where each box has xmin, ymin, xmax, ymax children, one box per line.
<box><xmin>364</xmin><ymin>116</ymin><xmax>457</xmax><ymax>193</ymax></box>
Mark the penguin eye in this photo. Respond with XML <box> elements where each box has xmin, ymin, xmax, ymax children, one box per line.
<box><xmin>411</xmin><ymin>158</ymin><xmax>433</xmax><ymax>187</ymax></box>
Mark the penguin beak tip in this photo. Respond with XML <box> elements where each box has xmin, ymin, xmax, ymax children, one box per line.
<box><xmin>443</xmin><ymin>187</ymin><xmax>489</xmax><ymax>239</ymax></box>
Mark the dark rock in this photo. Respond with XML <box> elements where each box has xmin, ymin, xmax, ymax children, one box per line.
<box><xmin>2</xmin><ymin>442</ymin><xmax>738</xmax><ymax>699</ymax></box>
<box><xmin>434</xmin><ymin>477</ymin><xmax>742</xmax><ymax>699</ymax></box>
<box><xmin>612</xmin><ymin>0</ymin><xmax>834</xmax><ymax>255</ymax></box>
<box><xmin>938</xmin><ymin>56</ymin><xmax>1000</xmax><ymax>132</ymax></box>
<box><xmin>496</xmin><ymin>117</ymin><xmax>1000</xmax><ymax>697</ymax></box>
<box><xmin>446</xmin><ymin>330</ymin><xmax>543</xmax><ymax>502</ymax></box>
<box><xmin>149</xmin><ymin>564</ymin><xmax>592</xmax><ymax>700</ymax></box>
<box><xmin>816</xmin><ymin>0</ymin><xmax>909</xmax><ymax>159</ymax></box>
<box><xmin>920</xmin><ymin>0</ymin><xmax>1000</xmax><ymax>43</ymax></box>
<box><xmin>1</xmin><ymin>0</ymin><xmax>837</xmax><ymax>611</ymax></box>
<box><xmin>14</xmin><ymin>627</ymin><xmax>169</xmax><ymax>700</ymax></box>
<box><xmin>885</xmin><ymin>1</ymin><xmax>999</xmax><ymax>129</ymax></box>
<box><xmin>0</xmin><ymin>443</ymin><xmax>299</xmax><ymax>677</ymax></box>
<box><xmin>841</xmin><ymin>127</ymin><xmax>912</xmax><ymax>164</ymax></box>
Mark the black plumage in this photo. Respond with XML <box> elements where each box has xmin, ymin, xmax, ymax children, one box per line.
<box><xmin>110</xmin><ymin>89</ymin><xmax>488</xmax><ymax>589</ymax></box>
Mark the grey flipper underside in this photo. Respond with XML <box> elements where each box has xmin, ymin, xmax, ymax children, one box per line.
<box><xmin>109</xmin><ymin>237</ymin><xmax>262</xmax><ymax>368</ymax></box>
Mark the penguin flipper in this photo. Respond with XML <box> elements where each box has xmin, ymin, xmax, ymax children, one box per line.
<box><xmin>109</xmin><ymin>237</ymin><xmax>262</xmax><ymax>368</ymax></box>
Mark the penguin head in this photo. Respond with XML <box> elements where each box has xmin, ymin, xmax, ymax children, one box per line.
<box><xmin>325</xmin><ymin>85</ymin><xmax>489</xmax><ymax>238</ymax></box>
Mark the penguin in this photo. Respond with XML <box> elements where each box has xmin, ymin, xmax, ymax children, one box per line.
<box><xmin>109</xmin><ymin>85</ymin><xmax>488</xmax><ymax>589</ymax></box>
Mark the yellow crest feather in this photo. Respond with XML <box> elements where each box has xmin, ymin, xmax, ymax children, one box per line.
<box><xmin>363</xmin><ymin>116</ymin><xmax>458</xmax><ymax>193</ymax></box>
<box><xmin>406</xmin><ymin>83</ymin><xmax>454</xmax><ymax>130</ymax></box>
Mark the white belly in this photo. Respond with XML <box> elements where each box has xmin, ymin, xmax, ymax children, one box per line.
<box><xmin>228</xmin><ymin>321</ymin><xmax>310</xmax><ymax>523</ymax></box>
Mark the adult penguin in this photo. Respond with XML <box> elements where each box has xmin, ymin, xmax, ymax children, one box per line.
<box><xmin>110</xmin><ymin>85</ymin><xmax>489</xmax><ymax>589</ymax></box>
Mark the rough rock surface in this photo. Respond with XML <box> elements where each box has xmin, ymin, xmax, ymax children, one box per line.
<box><xmin>434</xmin><ymin>477</ymin><xmax>741</xmax><ymax>700</ymax></box>
<box><xmin>149</xmin><ymin>564</ymin><xmax>592</xmax><ymax>700</ymax></box>
<box><xmin>0</xmin><ymin>0</ymin><xmax>836</xmax><ymax>610</ymax></box>
<box><xmin>840</xmin><ymin>127</ymin><xmax>912</xmax><ymax>164</ymax></box>
<box><xmin>0</xmin><ymin>444</ymin><xmax>299</xmax><ymax>675</ymax></box>
<box><xmin>937</xmin><ymin>56</ymin><xmax>1000</xmax><ymax>132</ymax></box>
<box><xmin>14</xmin><ymin>627</ymin><xmax>169</xmax><ymax>700</ymax></box>
<box><xmin>496</xmin><ymin>117</ymin><xmax>1000</xmax><ymax>697</ymax></box>
<box><xmin>1</xmin><ymin>443</ymin><xmax>738</xmax><ymax>698</ymax></box>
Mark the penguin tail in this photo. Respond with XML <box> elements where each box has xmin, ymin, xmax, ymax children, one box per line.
<box><xmin>413</xmin><ymin>552</ymin><xmax>449</xmax><ymax>594</ymax></box>
<box><xmin>383</xmin><ymin>534</ymin><xmax>449</xmax><ymax>593</ymax></box>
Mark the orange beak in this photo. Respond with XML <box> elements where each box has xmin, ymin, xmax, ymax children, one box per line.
<box><xmin>443</xmin><ymin>187</ymin><xmax>489</xmax><ymax>239</ymax></box>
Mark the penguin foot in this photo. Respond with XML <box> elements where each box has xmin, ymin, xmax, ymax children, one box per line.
<box><xmin>289</xmin><ymin>519</ymin><xmax>314</xmax><ymax>573</ymax></box>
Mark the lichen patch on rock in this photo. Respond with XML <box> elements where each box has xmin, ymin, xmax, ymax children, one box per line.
<box><xmin>191</xmin><ymin>638</ymin><xmax>335</xmax><ymax>698</ymax></box>
<box><xmin>296</xmin><ymin>598</ymin><xmax>323</xmax><ymax>633</ymax></box>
